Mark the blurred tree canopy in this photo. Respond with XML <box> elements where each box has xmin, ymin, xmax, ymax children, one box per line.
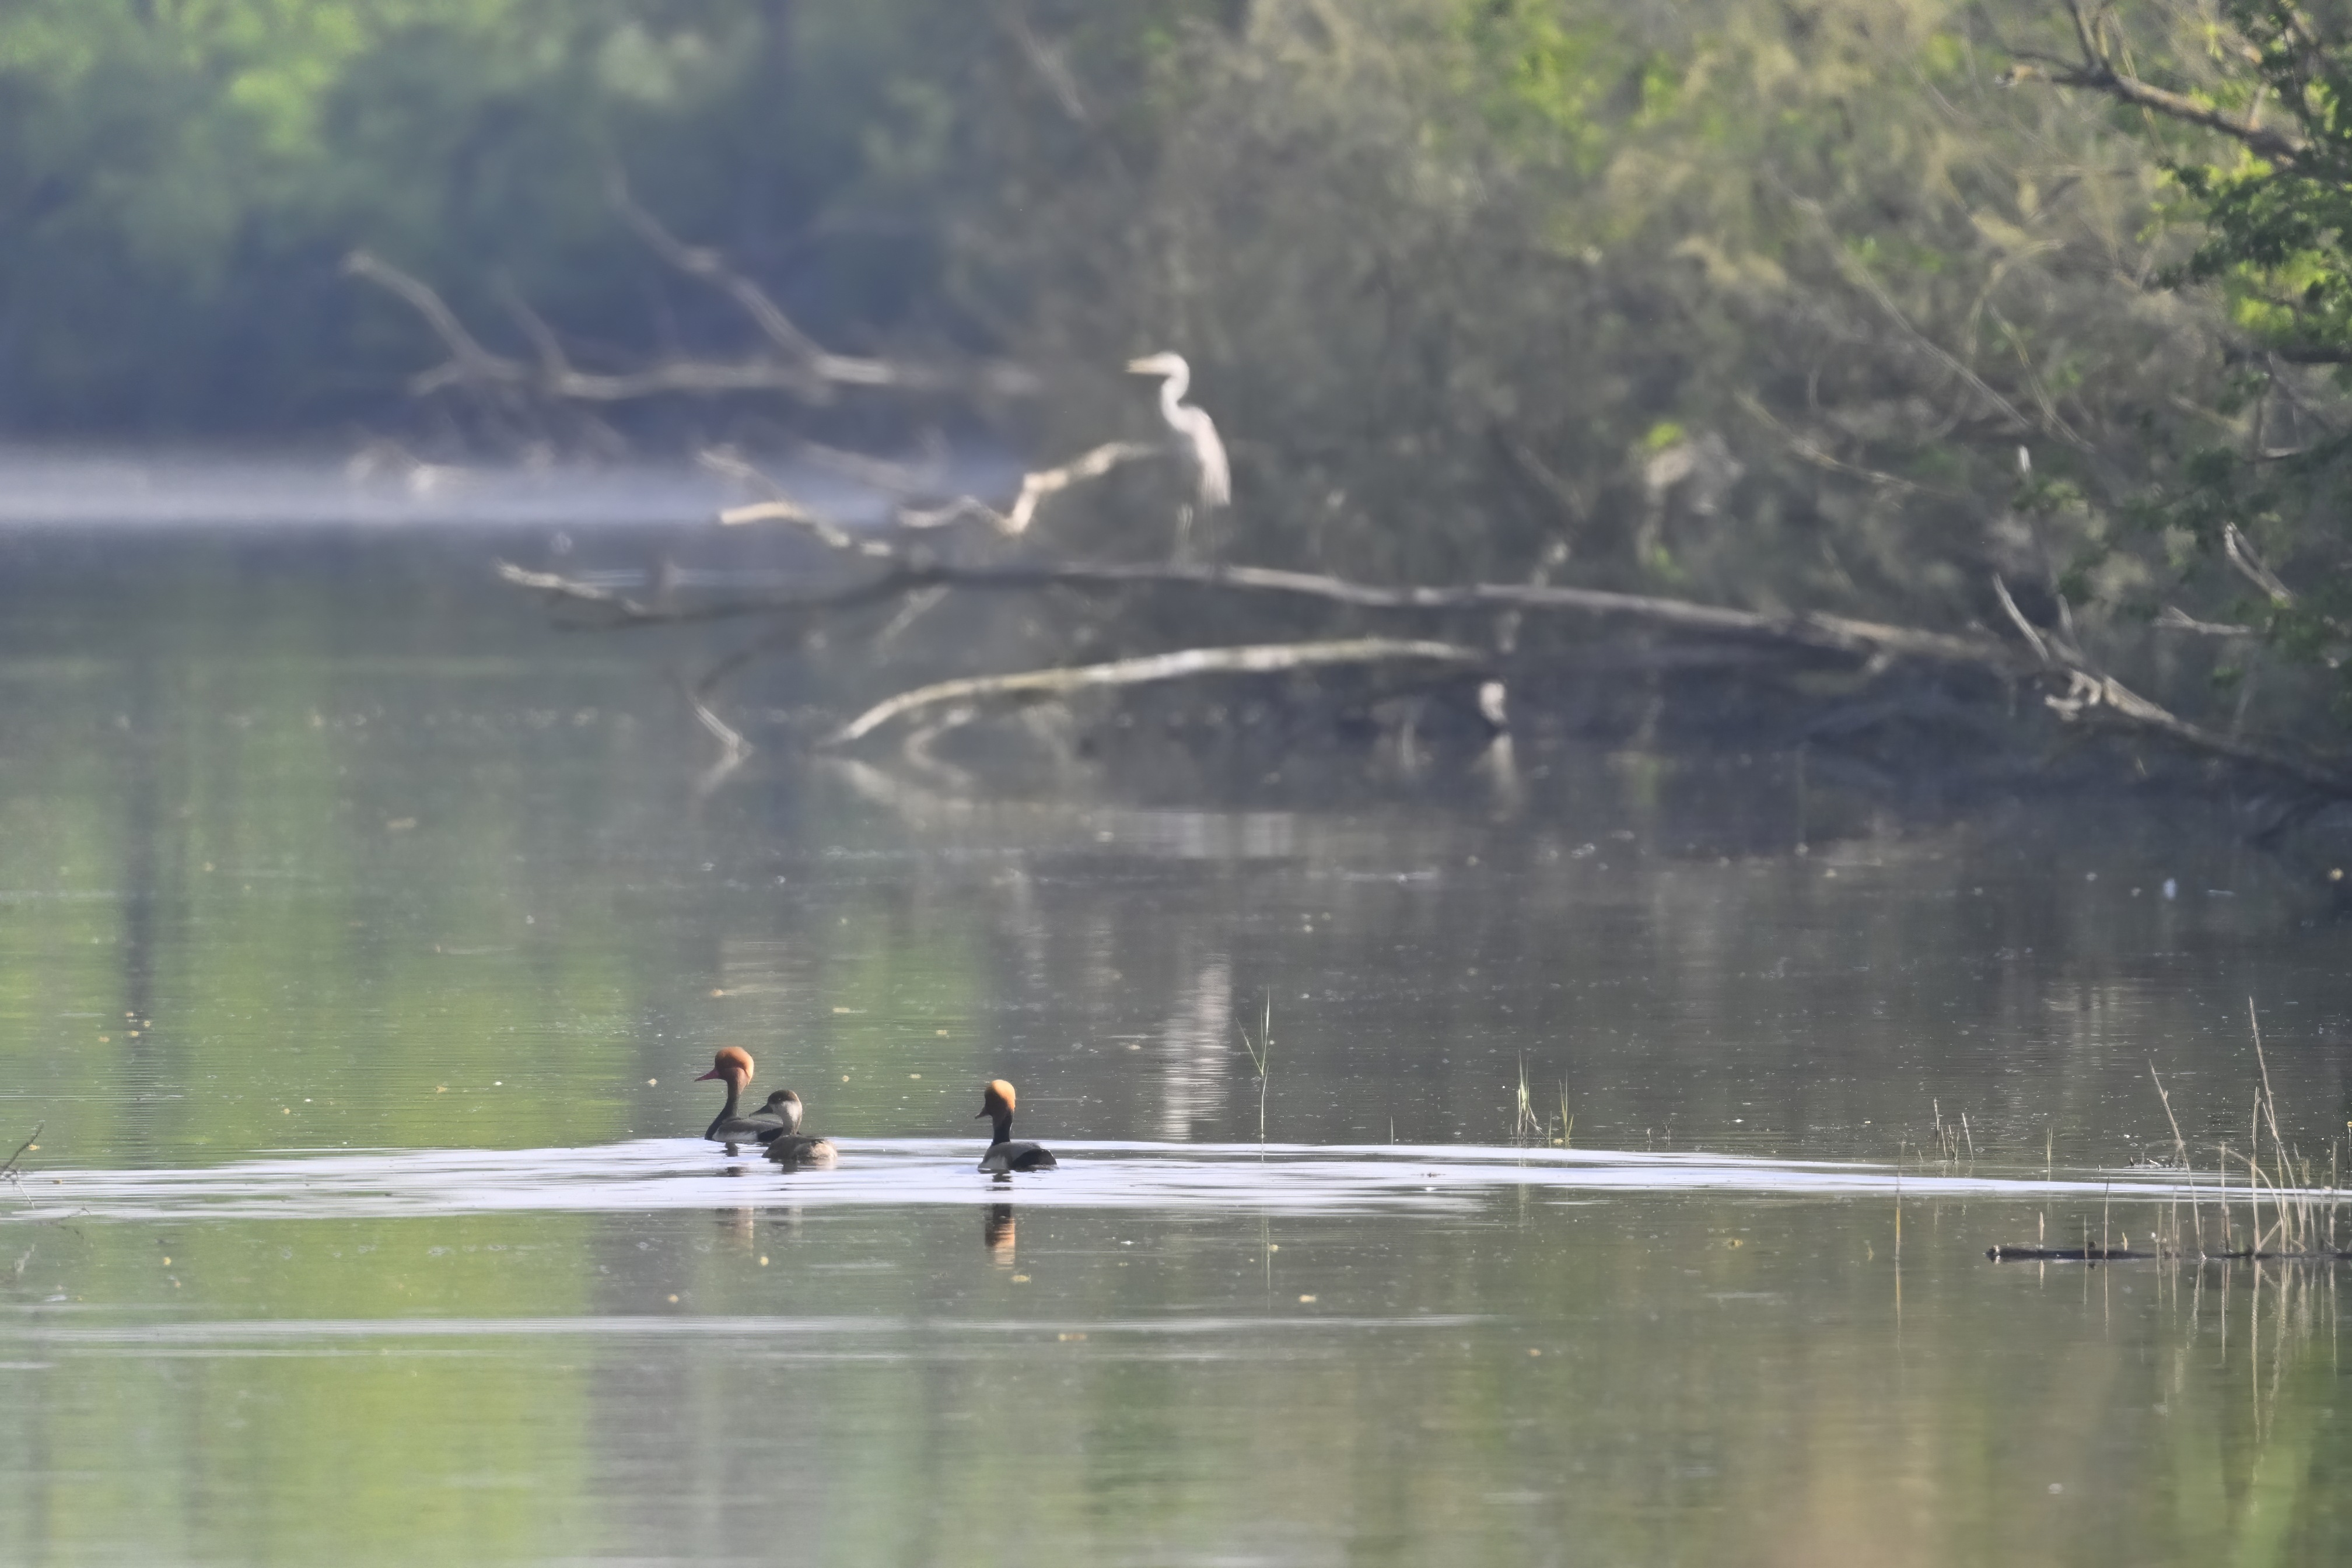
<box><xmin>4</xmin><ymin>0</ymin><xmax>2340</xmax><ymax>739</ymax></box>
<box><xmin>954</xmin><ymin>2</ymin><xmax>2239</xmax><ymax>692</ymax></box>
<box><xmin>2013</xmin><ymin>0</ymin><xmax>2352</xmax><ymax>707</ymax></box>
<box><xmin>0</xmin><ymin>0</ymin><xmax>989</xmax><ymax>429</ymax></box>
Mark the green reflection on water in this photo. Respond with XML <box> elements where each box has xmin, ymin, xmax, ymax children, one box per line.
<box><xmin>5</xmin><ymin>1202</ymin><xmax>2350</xmax><ymax>1566</ymax></box>
<box><xmin>2</xmin><ymin>534</ymin><xmax>2350</xmax><ymax>1563</ymax></box>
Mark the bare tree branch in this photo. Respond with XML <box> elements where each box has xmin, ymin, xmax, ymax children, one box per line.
<box><xmin>712</xmin><ymin>439</ymin><xmax>1161</xmax><ymax>538</ymax></box>
<box><xmin>497</xmin><ymin>551</ymin><xmax>2035</xmax><ymax>669</ymax></box>
<box><xmin>345</xmin><ymin>251</ymin><xmax>528</xmax><ymax>397</ymax></box>
<box><xmin>998</xmin><ymin>440</ymin><xmax>1160</xmax><ymax>534</ymax></box>
<box><xmin>2006</xmin><ymin>4</ymin><xmax>2306</xmax><ymax>164</ymax></box>
<box><xmin>608</xmin><ymin>173</ymin><xmax>831</xmax><ymax>362</ymax></box>
<box><xmin>2157</xmin><ymin>605</ymin><xmax>2258</xmax><ymax>637</ymax></box>
<box><xmin>347</xmin><ymin>250</ymin><xmax>855</xmax><ymax>402</ymax></box>
<box><xmin>2043</xmin><ymin>667</ymin><xmax>2351</xmax><ymax>793</ymax></box>
<box><xmin>825</xmin><ymin>638</ymin><xmax>1483</xmax><ymax>746</ymax></box>
<box><xmin>1990</xmin><ymin>566</ymin><xmax>2352</xmax><ymax>793</ymax></box>
<box><xmin>502</xmin><ymin>447</ymin><xmax>2352</xmax><ymax>800</ymax></box>
<box><xmin>1993</xmin><ymin>573</ymin><xmax>2054</xmax><ymax>666</ymax></box>
<box><xmin>2225</xmin><ymin>523</ymin><xmax>2295</xmax><ymax>604</ymax></box>
<box><xmin>608</xmin><ymin>174</ymin><xmax>1038</xmax><ymax>398</ymax></box>
<box><xmin>716</xmin><ymin>498</ymin><xmax>894</xmax><ymax>556</ymax></box>
<box><xmin>346</xmin><ymin>212</ymin><xmax>1040</xmax><ymax>410</ymax></box>
<box><xmin>992</xmin><ymin>0</ymin><xmax>1090</xmax><ymax>124</ymax></box>
<box><xmin>1732</xmin><ymin>391</ymin><xmax>1955</xmax><ymax>496</ymax></box>
<box><xmin>1793</xmin><ymin>197</ymin><xmax>2062</xmax><ymax>445</ymax></box>
<box><xmin>495</xmin><ymin>277</ymin><xmax>576</xmax><ymax>382</ymax></box>
<box><xmin>887</xmin><ymin>442</ymin><xmax>1166</xmax><ymax>535</ymax></box>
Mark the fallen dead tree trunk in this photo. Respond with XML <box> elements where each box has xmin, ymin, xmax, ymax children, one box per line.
<box><xmin>824</xmin><ymin>637</ymin><xmax>1483</xmax><ymax>746</ymax></box>
<box><xmin>492</xmin><ymin>444</ymin><xmax>2352</xmax><ymax>804</ymax></box>
<box><xmin>495</xmin><ymin>555</ymin><xmax>2028</xmax><ymax>670</ymax></box>
<box><xmin>496</xmin><ymin>548</ymin><xmax>2352</xmax><ymax>800</ymax></box>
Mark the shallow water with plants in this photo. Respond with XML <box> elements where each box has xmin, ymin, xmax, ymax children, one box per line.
<box><xmin>2</xmin><ymin>519</ymin><xmax>2350</xmax><ymax>1567</ymax></box>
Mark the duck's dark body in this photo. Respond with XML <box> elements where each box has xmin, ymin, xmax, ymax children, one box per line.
<box><xmin>708</xmin><ymin>1090</ymin><xmax>792</xmax><ymax>1146</ymax></box>
<box><xmin>979</xmin><ymin>1139</ymin><xmax>1056</xmax><ymax>1173</ymax></box>
<box><xmin>761</xmin><ymin>1091</ymin><xmax>838</xmax><ymax>1166</ymax></box>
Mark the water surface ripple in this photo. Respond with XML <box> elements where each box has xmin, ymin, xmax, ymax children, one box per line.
<box><xmin>2</xmin><ymin>1138</ymin><xmax>2234</xmax><ymax>1222</ymax></box>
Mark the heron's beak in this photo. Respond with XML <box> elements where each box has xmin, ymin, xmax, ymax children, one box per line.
<box><xmin>1125</xmin><ymin>358</ymin><xmax>1155</xmax><ymax>374</ymax></box>
<box><xmin>695</xmin><ymin>1067</ymin><xmax>724</xmax><ymax>1082</ymax></box>
<box><xmin>975</xmin><ymin>1107</ymin><xmax>991</xmax><ymax>1119</ymax></box>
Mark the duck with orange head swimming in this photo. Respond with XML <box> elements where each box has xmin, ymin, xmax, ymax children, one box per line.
<box><xmin>696</xmin><ymin>1048</ymin><xmax>788</xmax><ymax>1151</ymax></box>
<box><xmin>975</xmin><ymin>1079</ymin><xmax>1056</xmax><ymax>1172</ymax></box>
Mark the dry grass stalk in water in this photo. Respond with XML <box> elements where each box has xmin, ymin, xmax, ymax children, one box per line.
<box><xmin>1511</xmin><ymin>1055</ymin><xmax>1540</xmax><ymax>1143</ymax></box>
<box><xmin>1997</xmin><ymin>1017</ymin><xmax>2352</xmax><ymax>1263</ymax></box>
<box><xmin>0</xmin><ymin>1122</ymin><xmax>40</xmax><ymax>1186</ymax></box>
<box><xmin>1236</xmin><ymin>994</ymin><xmax>1273</xmax><ymax>1146</ymax></box>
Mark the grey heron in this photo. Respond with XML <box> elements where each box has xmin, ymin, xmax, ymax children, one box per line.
<box><xmin>1128</xmin><ymin>351</ymin><xmax>1231</xmax><ymax>516</ymax></box>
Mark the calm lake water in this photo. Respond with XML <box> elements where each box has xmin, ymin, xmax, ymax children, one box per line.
<box><xmin>2</xmin><ymin>499</ymin><xmax>2350</xmax><ymax>1566</ymax></box>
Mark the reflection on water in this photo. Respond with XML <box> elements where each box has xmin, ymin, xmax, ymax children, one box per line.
<box><xmin>4</xmin><ymin>1196</ymin><xmax>2347</xmax><ymax>1566</ymax></box>
<box><xmin>1157</xmin><ymin>956</ymin><xmax>1231</xmax><ymax>1139</ymax></box>
<box><xmin>1</xmin><ymin>526</ymin><xmax>2350</xmax><ymax>1564</ymax></box>
<box><xmin>982</xmin><ymin>1202</ymin><xmax>1017</xmax><ymax>1267</ymax></box>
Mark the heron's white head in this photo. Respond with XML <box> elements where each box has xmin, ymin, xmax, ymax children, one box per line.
<box><xmin>1126</xmin><ymin>352</ymin><xmax>1189</xmax><ymax>380</ymax></box>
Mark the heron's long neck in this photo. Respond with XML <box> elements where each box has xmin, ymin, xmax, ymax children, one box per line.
<box><xmin>988</xmin><ymin>1109</ymin><xmax>1014</xmax><ymax>1148</ymax></box>
<box><xmin>1158</xmin><ymin>366</ymin><xmax>1189</xmax><ymax>418</ymax></box>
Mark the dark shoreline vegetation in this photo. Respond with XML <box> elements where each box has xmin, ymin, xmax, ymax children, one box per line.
<box><xmin>12</xmin><ymin>1</ymin><xmax>2352</xmax><ymax>800</ymax></box>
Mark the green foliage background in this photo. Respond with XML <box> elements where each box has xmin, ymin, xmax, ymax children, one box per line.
<box><xmin>0</xmin><ymin>0</ymin><xmax>971</xmax><ymax>428</ymax></box>
<box><xmin>2</xmin><ymin>1</ymin><xmax>2336</xmax><ymax>736</ymax></box>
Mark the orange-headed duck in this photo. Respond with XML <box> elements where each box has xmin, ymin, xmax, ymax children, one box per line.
<box><xmin>975</xmin><ymin>1079</ymin><xmax>1056</xmax><ymax>1172</ymax></box>
<box><xmin>763</xmin><ymin>1090</ymin><xmax>838</xmax><ymax>1167</ymax></box>
<box><xmin>696</xmin><ymin>1048</ymin><xmax>788</xmax><ymax>1150</ymax></box>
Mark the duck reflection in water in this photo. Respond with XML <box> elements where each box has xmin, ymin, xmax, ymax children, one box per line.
<box><xmin>983</xmin><ymin>1203</ymin><xmax>1017</xmax><ymax>1267</ymax></box>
